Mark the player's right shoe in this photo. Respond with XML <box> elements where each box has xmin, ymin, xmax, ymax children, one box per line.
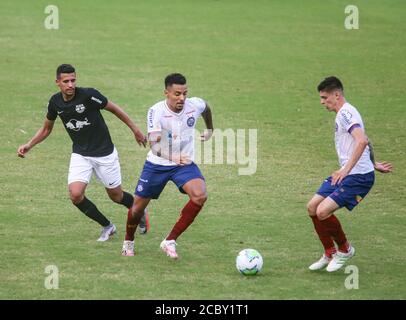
<box><xmin>97</xmin><ymin>223</ymin><xmax>116</xmax><ymax>242</ymax></box>
<box><xmin>160</xmin><ymin>239</ymin><xmax>178</xmax><ymax>259</ymax></box>
<box><xmin>121</xmin><ymin>240</ymin><xmax>135</xmax><ymax>256</ymax></box>
<box><xmin>326</xmin><ymin>245</ymin><xmax>355</xmax><ymax>272</ymax></box>
<box><xmin>308</xmin><ymin>254</ymin><xmax>332</xmax><ymax>271</ymax></box>
<box><xmin>138</xmin><ymin>208</ymin><xmax>150</xmax><ymax>235</ymax></box>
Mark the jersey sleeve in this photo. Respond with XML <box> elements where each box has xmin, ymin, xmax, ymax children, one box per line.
<box><xmin>338</xmin><ymin>107</ymin><xmax>362</xmax><ymax>133</ymax></box>
<box><xmin>188</xmin><ymin>97</ymin><xmax>207</xmax><ymax>116</ymax></box>
<box><xmin>86</xmin><ymin>88</ymin><xmax>108</xmax><ymax>109</ymax></box>
<box><xmin>147</xmin><ymin>106</ymin><xmax>162</xmax><ymax>133</ymax></box>
<box><xmin>46</xmin><ymin>100</ymin><xmax>57</xmax><ymax>121</ymax></box>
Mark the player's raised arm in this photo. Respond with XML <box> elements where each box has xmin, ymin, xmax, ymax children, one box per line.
<box><xmin>17</xmin><ymin>118</ymin><xmax>55</xmax><ymax>158</ymax></box>
<box><xmin>104</xmin><ymin>101</ymin><xmax>147</xmax><ymax>147</ymax></box>
<box><xmin>367</xmin><ymin>141</ymin><xmax>393</xmax><ymax>173</ymax></box>
<box><xmin>200</xmin><ymin>103</ymin><xmax>214</xmax><ymax>141</ymax></box>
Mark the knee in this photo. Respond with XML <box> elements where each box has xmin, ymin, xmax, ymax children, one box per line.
<box><xmin>69</xmin><ymin>190</ymin><xmax>84</xmax><ymax>205</ymax></box>
<box><xmin>316</xmin><ymin>206</ymin><xmax>330</xmax><ymax>220</ymax></box>
<box><xmin>307</xmin><ymin>201</ymin><xmax>317</xmax><ymax>216</ymax></box>
<box><xmin>130</xmin><ymin>205</ymin><xmax>146</xmax><ymax>221</ymax></box>
<box><xmin>191</xmin><ymin>192</ymin><xmax>208</xmax><ymax>207</ymax></box>
<box><xmin>108</xmin><ymin>192</ymin><xmax>123</xmax><ymax>204</ymax></box>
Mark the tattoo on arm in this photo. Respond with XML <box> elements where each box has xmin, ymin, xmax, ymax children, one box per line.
<box><xmin>201</xmin><ymin>104</ymin><xmax>214</xmax><ymax>131</ymax></box>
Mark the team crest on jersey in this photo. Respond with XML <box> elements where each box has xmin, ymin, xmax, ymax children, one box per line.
<box><xmin>187</xmin><ymin>116</ymin><xmax>195</xmax><ymax>127</ymax></box>
<box><xmin>75</xmin><ymin>104</ymin><xmax>85</xmax><ymax>113</ymax></box>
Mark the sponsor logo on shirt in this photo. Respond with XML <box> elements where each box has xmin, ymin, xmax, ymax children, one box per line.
<box><xmin>341</xmin><ymin>110</ymin><xmax>353</xmax><ymax>126</ymax></box>
<box><xmin>75</xmin><ymin>104</ymin><xmax>85</xmax><ymax>113</ymax></box>
<box><xmin>65</xmin><ymin>118</ymin><xmax>91</xmax><ymax>131</ymax></box>
<box><xmin>148</xmin><ymin>109</ymin><xmax>154</xmax><ymax>128</ymax></box>
<box><xmin>91</xmin><ymin>96</ymin><xmax>102</xmax><ymax>104</ymax></box>
<box><xmin>187</xmin><ymin>116</ymin><xmax>195</xmax><ymax>127</ymax></box>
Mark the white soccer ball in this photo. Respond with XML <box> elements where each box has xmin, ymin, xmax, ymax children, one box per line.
<box><xmin>236</xmin><ymin>248</ymin><xmax>263</xmax><ymax>276</ymax></box>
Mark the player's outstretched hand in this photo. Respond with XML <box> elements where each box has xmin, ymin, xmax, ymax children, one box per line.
<box><xmin>134</xmin><ymin>130</ymin><xmax>147</xmax><ymax>147</ymax></box>
<box><xmin>200</xmin><ymin>129</ymin><xmax>213</xmax><ymax>141</ymax></box>
<box><xmin>17</xmin><ymin>144</ymin><xmax>30</xmax><ymax>158</ymax></box>
<box><xmin>375</xmin><ymin>161</ymin><xmax>393</xmax><ymax>173</ymax></box>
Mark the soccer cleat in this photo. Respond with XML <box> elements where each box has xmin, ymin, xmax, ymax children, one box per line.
<box><xmin>121</xmin><ymin>240</ymin><xmax>135</xmax><ymax>256</ymax></box>
<box><xmin>309</xmin><ymin>254</ymin><xmax>332</xmax><ymax>271</ymax></box>
<box><xmin>326</xmin><ymin>245</ymin><xmax>355</xmax><ymax>272</ymax></box>
<box><xmin>97</xmin><ymin>223</ymin><xmax>116</xmax><ymax>242</ymax></box>
<box><xmin>160</xmin><ymin>239</ymin><xmax>178</xmax><ymax>259</ymax></box>
<box><xmin>138</xmin><ymin>208</ymin><xmax>150</xmax><ymax>235</ymax></box>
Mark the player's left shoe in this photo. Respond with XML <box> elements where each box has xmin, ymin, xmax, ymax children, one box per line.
<box><xmin>97</xmin><ymin>223</ymin><xmax>116</xmax><ymax>242</ymax></box>
<box><xmin>326</xmin><ymin>245</ymin><xmax>355</xmax><ymax>272</ymax></box>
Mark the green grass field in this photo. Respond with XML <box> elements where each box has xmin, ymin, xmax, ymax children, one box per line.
<box><xmin>1</xmin><ymin>0</ymin><xmax>405</xmax><ymax>299</ymax></box>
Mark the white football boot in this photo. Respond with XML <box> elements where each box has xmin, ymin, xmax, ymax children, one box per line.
<box><xmin>309</xmin><ymin>254</ymin><xmax>332</xmax><ymax>271</ymax></box>
<box><xmin>97</xmin><ymin>223</ymin><xmax>116</xmax><ymax>242</ymax></box>
<box><xmin>121</xmin><ymin>240</ymin><xmax>135</xmax><ymax>256</ymax></box>
<box><xmin>160</xmin><ymin>239</ymin><xmax>178</xmax><ymax>259</ymax></box>
<box><xmin>326</xmin><ymin>245</ymin><xmax>355</xmax><ymax>272</ymax></box>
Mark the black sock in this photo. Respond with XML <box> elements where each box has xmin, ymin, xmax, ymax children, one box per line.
<box><xmin>120</xmin><ymin>191</ymin><xmax>134</xmax><ymax>209</ymax></box>
<box><xmin>74</xmin><ymin>197</ymin><xmax>110</xmax><ymax>227</ymax></box>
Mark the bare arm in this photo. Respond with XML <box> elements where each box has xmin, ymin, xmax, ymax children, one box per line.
<box><xmin>368</xmin><ymin>141</ymin><xmax>393</xmax><ymax>173</ymax></box>
<box><xmin>331</xmin><ymin>127</ymin><xmax>368</xmax><ymax>185</ymax></box>
<box><xmin>200</xmin><ymin>103</ymin><xmax>214</xmax><ymax>141</ymax></box>
<box><xmin>105</xmin><ymin>101</ymin><xmax>147</xmax><ymax>147</ymax></box>
<box><xmin>17</xmin><ymin>118</ymin><xmax>55</xmax><ymax>158</ymax></box>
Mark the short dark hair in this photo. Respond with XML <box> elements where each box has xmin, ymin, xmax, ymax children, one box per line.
<box><xmin>317</xmin><ymin>76</ymin><xmax>344</xmax><ymax>93</ymax></box>
<box><xmin>165</xmin><ymin>73</ymin><xmax>186</xmax><ymax>88</ymax></box>
<box><xmin>56</xmin><ymin>64</ymin><xmax>75</xmax><ymax>79</ymax></box>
